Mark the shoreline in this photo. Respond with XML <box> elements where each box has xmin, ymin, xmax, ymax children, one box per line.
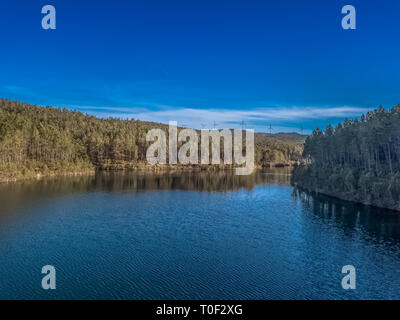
<box><xmin>293</xmin><ymin>182</ymin><xmax>400</xmax><ymax>213</ymax></box>
<box><xmin>0</xmin><ymin>162</ymin><xmax>295</xmax><ymax>184</ymax></box>
<box><xmin>0</xmin><ymin>169</ymin><xmax>96</xmax><ymax>184</ymax></box>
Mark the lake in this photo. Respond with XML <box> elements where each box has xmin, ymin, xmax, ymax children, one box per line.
<box><xmin>0</xmin><ymin>169</ymin><xmax>399</xmax><ymax>299</ymax></box>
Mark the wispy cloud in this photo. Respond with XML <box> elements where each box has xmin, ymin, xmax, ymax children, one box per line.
<box><xmin>70</xmin><ymin>104</ymin><xmax>373</xmax><ymax>133</ymax></box>
<box><xmin>1</xmin><ymin>85</ymin><xmax>45</xmax><ymax>102</ymax></box>
<box><xmin>0</xmin><ymin>83</ymin><xmax>376</xmax><ymax>133</ymax></box>
<box><xmin>2</xmin><ymin>85</ymin><xmax>32</xmax><ymax>96</ymax></box>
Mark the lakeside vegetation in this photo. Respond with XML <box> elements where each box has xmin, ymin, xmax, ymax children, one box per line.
<box><xmin>0</xmin><ymin>98</ymin><xmax>304</xmax><ymax>182</ymax></box>
<box><xmin>292</xmin><ymin>104</ymin><xmax>400</xmax><ymax>211</ymax></box>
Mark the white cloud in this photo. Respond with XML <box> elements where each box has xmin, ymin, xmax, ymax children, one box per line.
<box><xmin>71</xmin><ymin>104</ymin><xmax>372</xmax><ymax>133</ymax></box>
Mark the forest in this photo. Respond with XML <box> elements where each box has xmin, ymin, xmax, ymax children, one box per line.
<box><xmin>0</xmin><ymin>99</ymin><xmax>304</xmax><ymax>182</ymax></box>
<box><xmin>292</xmin><ymin>104</ymin><xmax>400</xmax><ymax>211</ymax></box>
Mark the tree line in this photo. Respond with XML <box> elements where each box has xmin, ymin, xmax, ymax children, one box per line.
<box><xmin>292</xmin><ymin>104</ymin><xmax>400</xmax><ymax>211</ymax></box>
<box><xmin>0</xmin><ymin>99</ymin><xmax>303</xmax><ymax>181</ymax></box>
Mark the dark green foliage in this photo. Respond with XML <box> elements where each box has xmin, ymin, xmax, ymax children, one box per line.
<box><xmin>254</xmin><ymin>133</ymin><xmax>303</xmax><ymax>167</ymax></box>
<box><xmin>0</xmin><ymin>98</ymin><xmax>303</xmax><ymax>181</ymax></box>
<box><xmin>292</xmin><ymin>104</ymin><xmax>400</xmax><ymax>211</ymax></box>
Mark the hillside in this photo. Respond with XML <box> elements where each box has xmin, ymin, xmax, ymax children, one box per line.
<box><xmin>0</xmin><ymin>98</ymin><xmax>304</xmax><ymax>182</ymax></box>
<box><xmin>262</xmin><ymin>132</ymin><xmax>307</xmax><ymax>142</ymax></box>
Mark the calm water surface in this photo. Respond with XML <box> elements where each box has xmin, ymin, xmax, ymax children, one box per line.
<box><xmin>0</xmin><ymin>169</ymin><xmax>399</xmax><ymax>299</ymax></box>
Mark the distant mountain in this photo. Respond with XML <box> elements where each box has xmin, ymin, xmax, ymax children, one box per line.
<box><xmin>259</xmin><ymin>132</ymin><xmax>308</xmax><ymax>142</ymax></box>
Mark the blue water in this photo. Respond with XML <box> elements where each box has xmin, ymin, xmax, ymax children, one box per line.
<box><xmin>0</xmin><ymin>170</ymin><xmax>399</xmax><ymax>299</ymax></box>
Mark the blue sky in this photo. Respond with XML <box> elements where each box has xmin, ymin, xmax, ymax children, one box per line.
<box><xmin>0</xmin><ymin>0</ymin><xmax>399</xmax><ymax>133</ymax></box>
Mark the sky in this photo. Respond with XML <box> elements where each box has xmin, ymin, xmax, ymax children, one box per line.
<box><xmin>0</xmin><ymin>0</ymin><xmax>399</xmax><ymax>133</ymax></box>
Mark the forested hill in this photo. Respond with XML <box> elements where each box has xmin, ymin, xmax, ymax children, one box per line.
<box><xmin>0</xmin><ymin>99</ymin><xmax>303</xmax><ymax>182</ymax></box>
<box><xmin>292</xmin><ymin>104</ymin><xmax>400</xmax><ymax>211</ymax></box>
<box><xmin>262</xmin><ymin>132</ymin><xmax>307</xmax><ymax>142</ymax></box>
